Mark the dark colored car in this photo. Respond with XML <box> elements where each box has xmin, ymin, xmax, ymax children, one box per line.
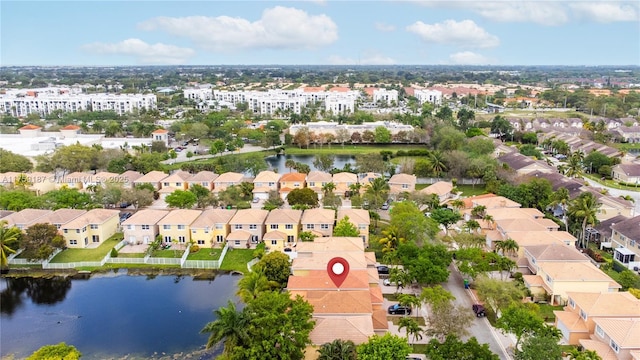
<box><xmin>376</xmin><ymin>265</ymin><xmax>389</xmax><ymax>274</ymax></box>
<box><xmin>472</xmin><ymin>304</ymin><xmax>486</xmax><ymax>317</ymax></box>
<box><xmin>388</xmin><ymin>304</ymin><xmax>412</xmax><ymax>315</ymax></box>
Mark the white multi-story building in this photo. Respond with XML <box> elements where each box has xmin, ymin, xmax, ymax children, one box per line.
<box><xmin>413</xmin><ymin>89</ymin><xmax>443</xmax><ymax>106</ymax></box>
<box><xmin>184</xmin><ymin>88</ymin><xmax>213</xmax><ymax>102</ymax></box>
<box><xmin>325</xmin><ymin>94</ymin><xmax>356</xmax><ymax>115</ymax></box>
<box><xmin>289</xmin><ymin>121</ymin><xmax>413</xmax><ymax>137</ymax></box>
<box><xmin>373</xmin><ymin>89</ymin><xmax>398</xmax><ymax>106</ymax></box>
<box><xmin>0</xmin><ymin>88</ymin><xmax>157</xmax><ymax>117</ymax></box>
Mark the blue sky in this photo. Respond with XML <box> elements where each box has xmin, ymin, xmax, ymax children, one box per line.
<box><xmin>2</xmin><ymin>1</ymin><xmax>639</xmax><ymax>66</ymax></box>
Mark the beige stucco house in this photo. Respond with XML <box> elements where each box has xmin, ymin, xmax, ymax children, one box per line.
<box><xmin>122</xmin><ymin>209</ymin><xmax>169</xmax><ymax>245</ymax></box>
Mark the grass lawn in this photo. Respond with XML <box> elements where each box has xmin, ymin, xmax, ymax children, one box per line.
<box><xmin>187</xmin><ymin>248</ymin><xmax>222</xmax><ymax>260</ymax></box>
<box><xmin>536</xmin><ymin>304</ymin><xmax>563</xmax><ymax>322</ymax></box>
<box><xmin>151</xmin><ymin>249</ymin><xmax>184</xmax><ymax>258</ymax></box>
<box><xmin>50</xmin><ymin>233</ymin><xmax>123</xmax><ymax>263</ymax></box>
<box><xmin>283</xmin><ymin>144</ymin><xmax>426</xmax><ymax>155</ymax></box>
<box><xmin>115</xmin><ymin>253</ymin><xmax>146</xmax><ymax>258</ymax></box>
<box><xmin>412</xmin><ymin>344</ymin><xmax>428</xmax><ymax>353</ymax></box>
<box><xmin>219</xmin><ymin>248</ymin><xmax>255</xmax><ymax>273</ymax></box>
<box><xmin>382</xmin><ymin>293</ymin><xmax>399</xmax><ymax>301</ymax></box>
<box><xmin>582</xmin><ymin>173</ymin><xmax>640</xmax><ymax>192</ymax></box>
<box><xmin>389</xmin><ymin>316</ymin><xmax>426</xmax><ymax>326</ymax></box>
<box><xmin>456</xmin><ymin>184</ymin><xmax>487</xmax><ymax>197</ymax></box>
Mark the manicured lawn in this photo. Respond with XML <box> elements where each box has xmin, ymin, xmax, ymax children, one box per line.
<box><xmin>219</xmin><ymin>248</ymin><xmax>256</xmax><ymax>273</ymax></box>
<box><xmin>412</xmin><ymin>344</ymin><xmax>428</xmax><ymax>353</ymax></box>
<box><xmin>115</xmin><ymin>253</ymin><xmax>146</xmax><ymax>258</ymax></box>
<box><xmin>456</xmin><ymin>184</ymin><xmax>487</xmax><ymax>197</ymax></box>
<box><xmin>582</xmin><ymin>173</ymin><xmax>640</xmax><ymax>192</ymax></box>
<box><xmin>382</xmin><ymin>293</ymin><xmax>399</xmax><ymax>301</ymax></box>
<box><xmin>284</xmin><ymin>144</ymin><xmax>426</xmax><ymax>155</ymax></box>
<box><xmin>187</xmin><ymin>248</ymin><xmax>222</xmax><ymax>260</ymax></box>
<box><xmin>536</xmin><ymin>304</ymin><xmax>563</xmax><ymax>322</ymax></box>
<box><xmin>151</xmin><ymin>249</ymin><xmax>184</xmax><ymax>258</ymax></box>
<box><xmin>50</xmin><ymin>234</ymin><xmax>123</xmax><ymax>263</ymax></box>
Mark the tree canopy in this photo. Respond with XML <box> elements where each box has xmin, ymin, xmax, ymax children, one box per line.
<box><xmin>356</xmin><ymin>333</ymin><xmax>411</xmax><ymax>360</ymax></box>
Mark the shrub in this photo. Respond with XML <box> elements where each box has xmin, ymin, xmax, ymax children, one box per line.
<box><xmin>190</xmin><ymin>244</ymin><xmax>200</xmax><ymax>253</ymax></box>
<box><xmin>110</xmin><ymin>248</ymin><xmax>118</xmax><ymax>258</ymax></box>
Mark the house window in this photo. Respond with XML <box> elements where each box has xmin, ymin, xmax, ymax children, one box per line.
<box><xmin>309</xmin><ymin>182</ymin><xmax>315</xmax><ymax>187</ymax></box>
<box><xmin>294</xmin><ymin>182</ymin><xmax>300</xmax><ymax>187</ymax></box>
<box><xmin>235</xmin><ymin>224</ymin><xmax>242</xmax><ymax>230</ymax></box>
<box><xmin>92</xmin><ymin>235</ymin><xmax>99</xmax><ymax>243</ymax></box>
<box><xmin>268</xmin><ymin>182</ymin><xmax>275</xmax><ymax>187</ymax></box>
<box><xmin>64</xmin><ymin>229</ymin><xmax>68</xmax><ymax>233</ymax></box>
<box><xmin>164</xmin><ymin>236</ymin><xmax>171</xmax><ymax>243</ymax></box>
<box><xmin>192</xmin><ymin>229</ymin><xmax>197</xmax><ymax>233</ymax></box>
<box><xmin>271</xmin><ymin>224</ymin><xmax>278</xmax><ymax>230</ymax></box>
<box><xmin>90</xmin><ymin>224</ymin><xmax>98</xmax><ymax>230</ymax></box>
<box><xmin>69</xmin><ymin>240</ymin><xmax>77</xmax><ymax>245</ymax></box>
<box><xmin>546</xmin><ymin>275</ymin><xmax>552</xmax><ymax>283</ymax></box>
<box><xmin>251</xmin><ymin>235</ymin><xmax>259</xmax><ymax>244</ymax></box>
<box><xmin>306</xmin><ymin>224</ymin><xmax>314</xmax><ymax>230</ymax></box>
<box><xmin>595</xmin><ymin>325</ymin><xmax>604</xmax><ymax>338</ymax></box>
<box><xmin>141</xmin><ymin>225</ymin><xmax>149</xmax><ymax>230</ymax></box>
<box><xmin>56</xmin><ymin>224</ymin><xmax>61</xmax><ymax>229</ymax></box>
<box><xmin>76</xmin><ymin>229</ymin><xmax>80</xmax><ymax>233</ymax></box>
<box><xmin>82</xmin><ymin>226</ymin><xmax>87</xmax><ymax>232</ymax></box>
<box><xmin>205</xmin><ymin>228</ymin><xmax>209</xmax><ymax>234</ymax></box>
<box><xmin>176</xmin><ymin>182</ymin><xmax>182</xmax><ymax>187</ymax></box>
<box><xmin>321</xmin><ymin>224</ymin><xmax>329</xmax><ymax>230</ymax></box>
<box><xmin>178</xmin><ymin>236</ymin><xmax>186</xmax><ymax>243</ymax></box>
<box><xmin>358</xmin><ymin>225</ymin><xmax>366</xmax><ymax>230</ymax></box>
<box><xmin>610</xmin><ymin>340</ymin><xmax>619</xmax><ymax>353</ymax></box>
<box><xmin>285</xmin><ymin>224</ymin><xmax>293</xmax><ymax>230</ymax></box>
<box><xmin>568</xmin><ymin>298</ymin><xmax>575</xmax><ymax>309</ymax></box>
<box><xmin>234</xmin><ymin>240</ymin><xmax>241</xmax><ymax>246</ymax></box>
<box><xmin>287</xmin><ymin>235</ymin><xmax>294</xmax><ymax>243</ymax></box>
<box><xmin>202</xmin><ymin>182</ymin><xmax>208</xmax><ymax>187</ymax></box>
<box><xmin>163</xmin><ymin>182</ymin><xmax>169</xmax><ymax>187</ymax></box>
<box><xmin>271</xmin><ymin>240</ymin><xmax>277</xmax><ymax>245</ymax></box>
<box><xmin>197</xmin><ymin>240</ymin><xmax>205</xmax><ymax>245</ymax></box>
<box><xmin>402</xmin><ymin>184</ymin><xmax>408</xmax><ymax>188</ymax></box>
<box><xmin>216</xmin><ymin>235</ymin><xmax>224</xmax><ymax>243</ymax></box>
<box><xmin>249</xmin><ymin>224</ymin><xmax>257</xmax><ymax>230</ymax></box>
<box><xmin>163</xmin><ymin>225</ymin><xmax>171</xmax><ymax>230</ymax></box>
<box><xmin>177</xmin><ymin>225</ymin><xmax>185</xmax><ymax>230</ymax></box>
<box><xmin>579</xmin><ymin>309</ymin><xmax>587</xmax><ymax>321</ymax></box>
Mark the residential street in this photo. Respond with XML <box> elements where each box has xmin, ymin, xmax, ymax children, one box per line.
<box><xmin>582</xmin><ymin>177</ymin><xmax>640</xmax><ymax>216</ymax></box>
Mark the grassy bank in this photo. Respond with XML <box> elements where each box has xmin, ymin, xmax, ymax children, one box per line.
<box><xmin>283</xmin><ymin>144</ymin><xmax>426</xmax><ymax>155</ymax></box>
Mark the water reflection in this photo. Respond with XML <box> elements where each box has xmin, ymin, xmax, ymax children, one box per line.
<box><xmin>1</xmin><ymin>277</ymin><xmax>71</xmax><ymax>316</ymax></box>
<box><xmin>264</xmin><ymin>154</ymin><xmax>356</xmax><ymax>174</ymax></box>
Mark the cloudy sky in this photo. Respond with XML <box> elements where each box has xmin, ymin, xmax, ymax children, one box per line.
<box><xmin>2</xmin><ymin>1</ymin><xmax>639</xmax><ymax>66</ymax></box>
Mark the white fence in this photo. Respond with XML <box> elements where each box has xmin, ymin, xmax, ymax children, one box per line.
<box><xmin>417</xmin><ymin>177</ymin><xmax>485</xmax><ymax>185</ymax></box>
<box><xmin>183</xmin><ymin>244</ymin><xmax>229</xmax><ymax>269</ymax></box>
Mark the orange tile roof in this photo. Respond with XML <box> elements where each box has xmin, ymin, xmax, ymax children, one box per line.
<box><xmin>280</xmin><ymin>172</ymin><xmax>307</xmax><ymax>182</ymax></box>
<box><xmin>19</xmin><ymin>124</ymin><xmax>42</xmax><ymax>130</ymax></box>
<box><xmin>291</xmin><ymin>290</ymin><xmax>373</xmax><ymax>314</ymax></box>
<box><xmin>287</xmin><ymin>270</ymin><xmax>370</xmax><ymax>290</ymax></box>
<box><xmin>309</xmin><ymin>316</ymin><xmax>374</xmax><ymax>345</ymax></box>
<box><xmin>60</xmin><ymin>125</ymin><xmax>81</xmax><ymax>130</ymax></box>
<box><xmin>554</xmin><ymin>310</ymin><xmax>588</xmax><ymax>333</ymax></box>
<box><xmin>152</xmin><ymin>129</ymin><xmax>169</xmax><ymax>133</ymax></box>
<box><xmin>371</xmin><ymin>308</ymin><xmax>389</xmax><ymax>330</ymax></box>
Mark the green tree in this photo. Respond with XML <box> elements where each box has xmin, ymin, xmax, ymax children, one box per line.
<box><xmin>494</xmin><ymin>238</ymin><xmax>519</xmax><ymax>258</ymax></box>
<box><xmin>428</xmin><ymin>303</ymin><xmax>475</xmax><ymax>340</ymax></box>
<box><xmin>374</xmin><ymin>126</ymin><xmax>392</xmax><ymax>143</ymax></box>
<box><xmin>567</xmin><ymin>191</ymin><xmax>601</xmax><ymax>248</ymax></box>
<box><xmin>252</xmin><ymin>251</ymin><xmax>292</xmax><ymax>289</ymax></box>
<box><xmin>355</xmin><ymin>153</ymin><xmax>386</xmax><ymax>174</ymax></box>
<box><xmin>313</xmin><ymin>154</ymin><xmax>335</xmax><ymax>172</ymax></box>
<box><xmin>566</xmin><ymin>348</ymin><xmax>602</xmax><ymax>360</ymax></box>
<box><xmin>389</xmin><ymin>201</ymin><xmax>439</xmax><ymax>244</ymax></box>
<box><xmin>425</xmin><ymin>335</ymin><xmax>499</xmax><ymax>360</ymax></box>
<box><xmin>0</xmin><ymin>149</ymin><xmax>34</xmax><ymax>173</ymax></box>
<box><xmin>244</xmin><ymin>153</ymin><xmax>268</xmax><ymax>177</ymax></box>
<box><xmin>515</xmin><ymin>334</ymin><xmax>562</xmax><ymax>360</ymax></box>
<box><xmin>0</xmin><ymin>188</ymin><xmax>41</xmax><ymax>211</ymax></box>
<box><xmin>364</xmin><ymin>177</ymin><xmax>390</xmax><ymax>210</ymax></box>
<box><xmin>317</xmin><ymin>339</ymin><xmax>357</xmax><ymax>360</ymax></box>
<box><xmin>165</xmin><ymin>190</ymin><xmax>197</xmax><ymax>209</ymax></box>
<box><xmin>398</xmin><ymin>317</ymin><xmax>423</xmax><ymax>344</ymax></box>
<box><xmin>286</xmin><ymin>188</ymin><xmax>319</xmax><ymax>207</ymax></box>
<box><xmin>22</xmin><ymin>223</ymin><xmax>66</xmax><ymax>261</ymax></box>
<box><xmin>237</xmin><ymin>269</ymin><xmax>277</xmax><ymax>303</ymax></box>
<box><xmin>41</xmin><ymin>188</ymin><xmax>97</xmax><ymax>210</ymax></box>
<box><xmin>427</xmin><ymin>150</ymin><xmax>448</xmax><ymax>177</ymax></box>
<box><xmin>379</xmin><ymin>226</ymin><xmax>406</xmax><ymax>255</ymax></box>
<box><xmin>201</xmin><ymin>301</ymin><xmax>249</xmax><ymax>355</ymax></box>
<box><xmin>490</xmin><ymin>115</ymin><xmax>514</xmax><ymax>141</ymax></box>
<box><xmin>0</xmin><ymin>220</ymin><xmax>21</xmax><ymax>269</ymax></box>
<box><xmin>430</xmin><ymin>208</ymin><xmax>462</xmax><ymax>233</ymax></box>
<box><xmin>496</xmin><ymin>304</ymin><xmax>545</xmax><ymax>350</ymax></box>
<box><xmin>356</xmin><ymin>333</ymin><xmax>411</xmax><ymax>360</ymax></box>
<box><xmin>189</xmin><ymin>184</ymin><xmax>214</xmax><ymax>209</ymax></box>
<box><xmin>397</xmin><ymin>243</ymin><xmax>451</xmax><ymax>285</ymax></box>
<box><xmin>333</xmin><ymin>216</ymin><xmax>360</xmax><ymax>237</ymax></box>
<box><xmin>121</xmin><ymin>187</ymin><xmax>154</xmax><ymax>209</ymax></box>
<box><xmin>27</xmin><ymin>342</ymin><xmax>82</xmax><ymax>360</ymax></box>
<box><xmin>51</xmin><ymin>143</ymin><xmax>98</xmax><ymax>173</ymax></box>
<box><xmin>475</xmin><ymin>276</ymin><xmax>524</xmax><ymax>321</ymax></box>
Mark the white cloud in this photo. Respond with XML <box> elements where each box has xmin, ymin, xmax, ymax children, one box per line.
<box><xmin>406</xmin><ymin>19</ymin><xmax>500</xmax><ymax>48</ymax></box>
<box><xmin>81</xmin><ymin>38</ymin><xmax>195</xmax><ymax>64</ymax></box>
<box><xmin>327</xmin><ymin>53</ymin><xmax>396</xmax><ymax>65</ymax></box>
<box><xmin>375</xmin><ymin>22</ymin><xmax>396</xmax><ymax>32</ymax></box>
<box><xmin>138</xmin><ymin>6</ymin><xmax>338</xmax><ymax>52</ymax></box>
<box><xmin>569</xmin><ymin>2</ymin><xmax>639</xmax><ymax>23</ymax></box>
<box><xmin>448</xmin><ymin>51</ymin><xmax>494</xmax><ymax>65</ymax></box>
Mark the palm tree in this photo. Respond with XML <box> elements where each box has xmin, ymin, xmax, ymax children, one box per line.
<box><xmin>368</xmin><ymin>210</ymin><xmax>381</xmax><ymax>232</ymax></box>
<box><xmin>568</xmin><ymin>192</ymin><xmax>602</xmax><ymax>248</ymax></box>
<box><xmin>379</xmin><ymin>226</ymin><xmax>406</xmax><ymax>254</ymax></box>
<box><xmin>564</xmin><ymin>153</ymin><xmax>583</xmax><ymax>178</ymax></box>
<box><xmin>316</xmin><ymin>339</ymin><xmax>357</xmax><ymax>360</ymax></box>
<box><xmin>450</xmin><ymin>199</ymin><xmax>465</xmax><ymax>211</ymax></box>
<box><xmin>482</xmin><ymin>214</ymin><xmax>495</xmax><ymax>230</ymax></box>
<box><xmin>427</xmin><ymin>150</ymin><xmax>447</xmax><ymax>177</ymax></box>
<box><xmin>322</xmin><ymin>182</ymin><xmax>336</xmax><ymax>198</ymax></box>
<box><xmin>200</xmin><ymin>301</ymin><xmax>249</xmax><ymax>353</ymax></box>
<box><xmin>464</xmin><ymin>219</ymin><xmax>480</xmax><ymax>233</ymax></box>
<box><xmin>0</xmin><ymin>220</ymin><xmax>21</xmax><ymax>270</ymax></box>
<box><xmin>365</xmin><ymin>177</ymin><xmax>390</xmax><ymax>209</ymax></box>
<box><xmin>567</xmin><ymin>348</ymin><xmax>602</xmax><ymax>360</ymax></box>
<box><xmin>549</xmin><ymin>187</ymin><xmax>570</xmax><ymax>228</ymax></box>
<box><xmin>236</xmin><ymin>270</ymin><xmax>276</xmax><ymax>303</ymax></box>
<box><xmin>471</xmin><ymin>205</ymin><xmax>486</xmax><ymax>218</ymax></box>
<box><xmin>398</xmin><ymin>317</ymin><xmax>423</xmax><ymax>344</ymax></box>
<box><xmin>285</xmin><ymin>159</ymin><xmax>296</xmax><ymax>172</ymax></box>
<box><xmin>348</xmin><ymin>182</ymin><xmax>362</xmax><ymax>196</ymax></box>
<box><xmin>494</xmin><ymin>238</ymin><xmax>519</xmax><ymax>258</ymax></box>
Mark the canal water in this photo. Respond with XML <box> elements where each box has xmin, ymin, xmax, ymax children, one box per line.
<box><xmin>0</xmin><ymin>272</ymin><xmax>240</xmax><ymax>359</ymax></box>
<box><xmin>264</xmin><ymin>154</ymin><xmax>356</xmax><ymax>173</ymax></box>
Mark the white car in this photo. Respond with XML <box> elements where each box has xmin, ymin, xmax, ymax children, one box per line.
<box><xmin>383</xmin><ymin>278</ymin><xmax>402</xmax><ymax>287</ymax></box>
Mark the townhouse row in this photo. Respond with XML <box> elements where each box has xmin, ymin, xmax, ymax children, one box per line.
<box><xmin>0</xmin><ymin>169</ymin><xmax>418</xmax><ymax>200</ymax></box>
<box><xmin>0</xmin><ymin>207</ymin><xmax>370</xmax><ymax>252</ymax></box>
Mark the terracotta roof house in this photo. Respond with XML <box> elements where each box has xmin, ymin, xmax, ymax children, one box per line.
<box><xmin>186</xmin><ymin>171</ymin><xmax>218</xmax><ymax>191</ymax></box>
<box><xmin>264</xmin><ymin>209</ymin><xmax>302</xmax><ymax>252</ymax></box>
<box><xmin>612</xmin><ymin>164</ymin><xmax>640</xmax><ymax>185</ymax></box>
<box><xmin>306</xmin><ymin>171</ymin><xmax>333</xmax><ymax>199</ymax></box>
<box><xmin>190</xmin><ymin>209</ymin><xmax>236</xmax><ymax>248</ymax></box>
<box><xmin>332</xmin><ymin>172</ymin><xmax>358</xmax><ymax>197</ymax></box>
<box><xmin>300</xmin><ymin>208</ymin><xmax>335</xmax><ymax>237</ymax></box>
<box><xmin>357</xmin><ymin>172</ymin><xmax>383</xmax><ymax>188</ymax></box>
<box><xmin>119</xmin><ymin>170</ymin><xmax>144</xmax><ymax>188</ymax></box>
<box><xmin>61</xmin><ymin>209</ymin><xmax>120</xmax><ymax>248</ymax></box>
<box><xmin>133</xmin><ymin>170</ymin><xmax>168</xmax><ymax>190</ymax></box>
<box><xmin>388</xmin><ymin>173</ymin><xmax>417</xmax><ymax>198</ymax></box>
<box><xmin>419</xmin><ymin>181</ymin><xmax>453</xmax><ymax>203</ymax></box>
<box><xmin>156</xmin><ymin>209</ymin><xmax>202</xmax><ymax>247</ymax></box>
<box><xmin>507</xmin><ymin>231</ymin><xmax>578</xmax><ymax>257</ymax></box>
<box><xmin>498</xmin><ymin>152</ymin><xmax>555</xmax><ymax>175</ymax></box>
<box><xmin>523</xmin><ymin>261</ymin><xmax>621</xmax><ymax>305</ymax></box>
<box><xmin>581</xmin><ymin>318</ymin><xmax>640</xmax><ymax>360</ymax></box>
<box><xmin>91</xmin><ymin>171</ymin><xmax>123</xmax><ymax>188</ymax></box>
<box><xmin>554</xmin><ymin>291</ymin><xmax>640</xmax><ymax>345</ymax></box>
<box><xmin>213</xmin><ymin>172</ymin><xmax>245</xmax><ymax>195</ymax></box>
<box><xmin>295</xmin><ymin>237</ymin><xmax>365</xmax><ymax>254</ymax></box>
<box><xmin>522</xmin><ymin>243</ymin><xmax>590</xmax><ymax>274</ymax></box>
<box><xmin>484</xmin><ymin>207</ymin><xmax>544</xmax><ymax>221</ymax></box>
<box><xmin>122</xmin><ymin>209</ymin><xmax>170</xmax><ymax>245</ymax></box>
<box><xmin>227</xmin><ymin>209</ymin><xmax>268</xmax><ymax>249</ymax></box>
<box><xmin>59</xmin><ymin>171</ymin><xmax>91</xmax><ymax>190</ymax></box>
<box><xmin>36</xmin><ymin>209</ymin><xmax>87</xmax><ymax>230</ymax></box>
<box><xmin>252</xmin><ymin>170</ymin><xmax>281</xmax><ymax>200</ymax></box>
<box><xmin>161</xmin><ymin>170</ymin><xmax>192</xmax><ymax>191</ymax></box>
<box><xmin>337</xmin><ymin>209</ymin><xmax>371</xmax><ymax>247</ymax></box>
<box><xmin>468</xmin><ymin>195</ymin><xmax>521</xmax><ymax>209</ymax></box>
<box><xmin>610</xmin><ymin>215</ymin><xmax>640</xmax><ymax>270</ymax></box>
<box><xmin>2</xmin><ymin>209</ymin><xmax>53</xmax><ymax>230</ymax></box>
<box><xmin>278</xmin><ymin>172</ymin><xmax>307</xmax><ymax>201</ymax></box>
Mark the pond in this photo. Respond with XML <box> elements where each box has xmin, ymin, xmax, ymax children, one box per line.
<box><xmin>264</xmin><ymin>154</ymin><xmax>356</xmax><ymax>174</ymax></box>
<box><xmin>0</xmin><ymin>272</ymin><xmax>240</xmax><ymax>359</ymax></box>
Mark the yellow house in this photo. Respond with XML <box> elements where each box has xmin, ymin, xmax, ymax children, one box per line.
<box><xmin>523</xmin><ymin>261</ymin><xmax>621</xmax><ymax>305</ymax></box>
<box><xmin>306</xmin><ymin>171</ymin><xmax>332</xmax><ymax>200</ymax></box>
<box><xmin>337</xmin><ymin>209</ymin><xmax>370</xmax><ymax>247</ymax></box>
<box><xmin>61</xmin><ymin>209</ymin><xmax>120</xmax><ymax>248</ymax></box>
<box><xmin>187</xmin><ymin>171</ymin><xmax>218</xmax><ymax>191</ymax></box>
<box><xmin>227</xmin><ymin>209</ymin><xmax>268</xmax><ymax>249</ymax></box>
<box><xmin>264</xmin><ymin>209</ymin><xmax>302</xmax><ymax>252</ymax></box>
<box><xmin>161</xmin><ymin>170</ymin><xmax>192</xmax><ymax>190</ymax></box>
<box><xmin>27</xmin><ymin>172</ymin><xmax>57</xmax><ymax>195</ymax></box>
<box><xmin>554</xmin><ymin>291</ymin><xmax>640</xmax><ymax>345</ymax></box>
<box><xmin>190</xmin><ymin>209</ymin><xmax>236</xmax><ymax>248</ymax></box>
<box><xmin>58</xmin><ymin>171</ymin><xmax>90</xmax><ymax>190</ymax></box>
<box><xmin>580</xmin><ymin>318</ymin><xmax>640</xmax><ymax>360</ymax></box>
<box><xmin>156</xmin><ymin>209</ymin><xmax>202</xmax><ymax>248</ymax></box>
<box><xmin>388</xmin><ymin>173</ymin><xmax>417</xmax><ymax>199</ymax></box>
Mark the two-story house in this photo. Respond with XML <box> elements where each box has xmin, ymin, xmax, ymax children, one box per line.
<box><xmin>119</xmin><ymin>170</ymin><xmax>144</xmax><ymax>189</ymax></box>
<box><xmin>133</xmin><ymin>170</ymin><xmax>168</xmax><ymax>191</ymax></box>
<box><xmin>227</xmin><ymin>209</ymin><xmax>268</xmax><ymax>249</ymax></box>
<box><xmin>36</xmin><ymin>209</ymin><xmax>87</xmax><ymax>231</ymax></box>
<box><xmin>609</xmin><ymin>215</ymin><xmax>640</xmax><ymax>270</ymax></box>
<box><xmin>522</xmin><ymin>243</ymin><xmax>590</xmax><ymax>275</ymax></box>
<box><xmin>301</xmin><ymin>208</ymin><xmax>335</xmax><ymax>237</ymax></box>
<box><xmin>306</xmin><ymin>171</ymin><xmax>333</xmax><ymax>200</ymax></box>
<box><xmin>279</xmin><ymin>172</ymin><xmax>307</xmax><ymax>201</ymax></box>
<box><xmin>212</xmin><ymin>172</ymin><xmax>245</xmax><ymax>196</ymax></box>
<box><xmin>337</xmin><ymin>209</ymin><xmax>370</xmax><ymax>247</ymax></box>
<box><xmin>186</xmin><ymin>171</ymin><xmax>218</xmax><ymax>191</ymax></box>
<box><xmin>358</xmin><ymin>172</ymin><xmax>383</xmax><ymax>190</ymax></box>
<box><xmin>419</xmin><ymin>181</ymin><xmax>452</xmax><ymax>204</ymax></box>
<box><xmin>59</xmin><ymin>171</ymin><xmax>91</xmax><ymax>190</ymax></box>
<box><xmin>190</xmin><ymin>209</ymin><xmax>236</xmax><ymax>247</ymax></box>
<box><xmin>554</xmin><ymin>291</ymin><xmax>640</xmax><ymax>345</ymax></box>
<box><xmin>388</xmin><ymin>173</ymin><xmax>417</xmax><ymax>199</ymax></box>
<box><xmin>580</xmin><ymin>318</ymin><xmax>640</xmax><ymax>360</ymax></box>
<box><xmin>612</xmin><ymin>164</ymin><xmax>640</xmax><ymax>185</ymax></box>
<box><xmin>264</xmin><ymin>209</ymin><xmax>302</xmax><ymax>252</ymax></box>
<box><xmin>156</xmin><ymin>209</ymin><xmax>202</xmax><ymax>247</ymax></box>
<box><xmin>161</xmin><ymin>170</ymin><xmax>192</xmax><ymax>191</ymax></box>
<box><xmin>252</xmin><ymin>170</ymin><xmax>281</xmax><ymax>200</ymax></box>
<box><xmin>61</xmin><ymin>209</ymin><xmax>120</xmax><ymax>248</ymax></box>
<box><xmin>333</xmin><ymin>172</ymin><xmax>358</xmax><ymax>197</ymax></box>
<box><xmin>122</xmin><ymin>209</ymin><xmax>169</xmax><ymax>245</ymax></box>
<box><xmin>1</xmin><ymin>209</ymin><xmax>53</xmax><ymax>230</ymax></box>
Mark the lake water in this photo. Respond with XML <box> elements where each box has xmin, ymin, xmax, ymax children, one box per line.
<box><xmin>264</xmin><ymin>154</ymin><xmax>356</xmax><ymax>174</ymax></box>
<box><xmin>0</xmin><ymin>272</ymin><xmax>240</xmax><ymax>359</ymax></box>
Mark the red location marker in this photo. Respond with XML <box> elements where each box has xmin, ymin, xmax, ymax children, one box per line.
<box><xmin>327</xmin><ymin>257</ymin><xmax>350</xmax><ymax>288</ymax></box>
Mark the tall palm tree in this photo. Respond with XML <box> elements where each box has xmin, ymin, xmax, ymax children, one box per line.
<box><xmin>285</xmin><ymin>159</ymin><xmax>296</xmax><ymax>172</ymax></box>
<box><xmin>379</xmin><ymin>226</ymin><xmax>405</xmax><ymax>254</ymax></box>
<box><xmin>482</xmin><ymin>214</ymin><xmax>495</xmax><ymax>230</ymax></box>
<box><xmin>365</xmin><ymin>177</ymin><xmax>390</xmax><ymax>209</ymax></box>
<box><xmin>322</xmin><ymin>182</ymin><xmax>336</xmax><ymax>198</ymax></box>
<box><xmin>316</xmin><ymin>339</ymin><xmax>357</xmax><ymax>360</ymax></box>
<box><xmin>464</xmin><ymin>220</ymin><xmax>480</xmax><ymax>233</ymax></box>
<box><xmin>200</xmin><ymin>301</ymin><xmax>249</xmax><ymax>354</ymax></box>
<box><xmin>568</xmin><ymin>192</ymin><xmax>602</xmax><ymax>248</ymax></box>
<box><xmin>494</xmin><ymin>238</ymin><xmax>519</xmax><ymax>258</ymax></box>
<box><xmin>450</xmin><ymin>199</ymin><xmax>465</xmax><ymax>211</ymax></box>
<box><xmin>348</xmin><ymin>182</ymin><xmax>362</xmax><ymax>196</ymax></box>
<box><xmin>427</xmin><ymin>150</ymin><xmax>447</xmax><ymax>178</ymax></box>
<box><xmin>564</xmin><ymin>153</ymin><xmax>583</xmax><ymax>178</ymax></box>
<box><xmin>0</xmin><ymin>220</ymin><xmax>21</xmax><ymax>270</ymax></box>
<box><xmin>549</xmin><ymin>187</ymin><xmax>570</xmax><ymax>228</ymax></box>
<box><xmin>398</xmin><ymin>317</ymin><xmax>423</xmax><ymax>344</ymax></box>
<box><xmin>236</xmin><ymin>270</ymin><xmax>276</xmax><ymax>303</ymax></box>
<box><xmin>471</xmin><ymin>205</ymin><xmax>486</xmax><ymax>218</ymax></box>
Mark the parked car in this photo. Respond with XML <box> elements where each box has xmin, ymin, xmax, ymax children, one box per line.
<box><xmin>376</xmin><ymin>265</ymin><xmax>389</xmax><ymax>275</ymax></box>
<box><xmin>387</xmin><ymin>304</ymin><xmax>411</xmax><ymax>315</ymax></box>
<box><xmin>472</xmin><ymin>304</ymin><xmax>486</xmax><ymax>317</ymax></box>
<box><xmin>252</xmin><ymin>197</ymin><xmax>260</xmax><ymax>203</ymax></box>
<box><xmin>383</xmin><ymin>278</ymin><xmax>402</xmax><ymax>287</ymax></box>
<box><xmin>381</xmin><ymin>202</ymin><xmax>389</xmax><ymax>210</ymax></box>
